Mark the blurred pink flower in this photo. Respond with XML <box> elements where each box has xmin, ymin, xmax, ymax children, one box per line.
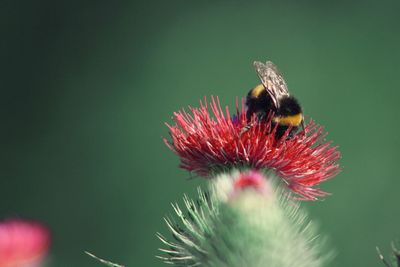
<box><xmin>0</xmin><ymin>219</ymin><xmax>50</xmax><ymax>267</ymax></box>
<box><xmin>165</xmin><ymin>97</ymin><xmax>341</xmax><ymax>200</ymax></box>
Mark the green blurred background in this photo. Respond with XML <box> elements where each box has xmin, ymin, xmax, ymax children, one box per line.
<box><xmin>1</xmin><ymin>0</ymin><xmax>400</xmax><ymax>266</ymax></box>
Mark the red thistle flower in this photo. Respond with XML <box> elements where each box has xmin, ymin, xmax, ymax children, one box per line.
<box><xmin>0</xmin><ymin>219</ymin><xmax>50</xmax><ymax>267</ymax></box>
<box><xmin>164</xmin><ymin>97</ymin><xmax>341</xmax><ymax>200</ymax></box>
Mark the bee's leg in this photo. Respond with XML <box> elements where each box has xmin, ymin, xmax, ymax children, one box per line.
<box><xmin>301</xmin><ymin>119</ymin><xmax>306</xmax><ymax>136</ymax></box>
<box><xmin>240</xmin><ymin>124</ymin><xmax>251</xmax><ymax>135</ymax></box>
<box><xmin>258</xmin><ymin>112</ymin><xmax>267</xmax><ymax>122</ymax></box>
<box><xmin>241</xmin><ymin>111</ymin><xmax>263</xmax><ymax>136</ymax></box>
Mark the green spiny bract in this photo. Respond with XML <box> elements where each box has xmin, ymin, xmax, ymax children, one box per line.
<box><xmin>157</xmin><ymin>170</ymin><xmax>330</xmax><ymax>267</ymax></box>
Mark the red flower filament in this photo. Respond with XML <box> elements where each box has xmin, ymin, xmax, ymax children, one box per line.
<box><xmin>165</xmin><ymin>97</ymin><xmax>341</xmax><ymax>200</ymax></box>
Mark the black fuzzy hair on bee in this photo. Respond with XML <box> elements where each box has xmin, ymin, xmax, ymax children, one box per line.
<box><xmin>276</xmin><ymin>96</ymin><xmax>302</xmax><ymax>117</ymax></box>
<box><xmin>244</xmin><ymin>61</ymin><xmax>304</xmax><ymax>139</ymax></box>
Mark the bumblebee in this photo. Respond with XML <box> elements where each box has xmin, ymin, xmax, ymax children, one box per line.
<box><xmin>245</xmin><ymin>61</ymin><xmax>304</xmax><ymax>138</ymax></box>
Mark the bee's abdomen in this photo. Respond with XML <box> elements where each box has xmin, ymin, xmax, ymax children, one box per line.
<box><xmin>273</xmin><ymin>113</ymin><xmax>303</xmax><ymax>126</ymax></box>
<box><xmin>274</xmin><ymin>96</ymin><xmax>303</xmax><ymax>138</ymax></box>
<box><xmin>274</xmin><ymin>96</ymin><xmax>303</xmax><ymax>125</ymax></box>
<box><xmin>276</xmin><ymin>96</ymin><xmax>302</xmax><ymax>116</ymax></box>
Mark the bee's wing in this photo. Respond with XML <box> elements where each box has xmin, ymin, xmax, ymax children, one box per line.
<box><xmin>253</xmin><ymin>61</ymin><xmax>290</xmax><ymax>108</ymax></box>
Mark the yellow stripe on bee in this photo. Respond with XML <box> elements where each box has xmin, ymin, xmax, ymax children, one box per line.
<box><xmin>250</xmin><ymin>84</ymin><xmax>265</xmax><ymax>98</ymax></box>
<box><xmin>273</xmin><ymin>113</ymin><xmax>303</xmax><ymax>126</ymax></box>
